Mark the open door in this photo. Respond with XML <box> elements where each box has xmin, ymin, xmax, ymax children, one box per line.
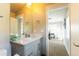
<box><xmin>46</xmin><ymin>4</ymin><xmax>70</xmax><ymax>56</ymax></box>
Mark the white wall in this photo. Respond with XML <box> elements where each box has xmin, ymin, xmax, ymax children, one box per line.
<box><xmin>0</xmin><ymin>3</ymin><xmax>11</xmax><ymax>56</ymax></box>
<box><xmin>48</xmin><ymin>7</ymin><xmax>67</xmax><ymax>40</ymax></box>
<box><xmin>63</xmin><ymin>15</ymin><xmax>70</xmax><ymax>55</ymax></box>
<box><xmin>70</xmin><ymin>4</ymin><xmax>79</xmax><ymax>56</ymax></box>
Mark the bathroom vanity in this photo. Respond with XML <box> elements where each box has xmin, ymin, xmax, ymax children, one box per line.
<box><xmin>10</xmin><ymin>16</ymin><xmax>46</xmax><ymax>56</ymax></box>
<box><xmin>10</xmin><ymin>35</ymin><xmax>43</xmax><ymax>56</ymax></box>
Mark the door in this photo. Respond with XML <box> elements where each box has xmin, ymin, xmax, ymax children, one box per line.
<box><xmin>47</xmin><ymin>4</ymin><xmax>69</xmax><ymax>56</ymax></box>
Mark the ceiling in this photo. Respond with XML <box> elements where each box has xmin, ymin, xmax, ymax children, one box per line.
<box><xmin>10</xmin><ymin>3</ymin><xmax>65</xmax><ymax>17</ymax></box>
<box><xmin>10</xmin><ymin>3</ymin><xmax>25</xmax><ymax>14</ymax></box>
<box><xmin>10</xmin><ymin>3</ymin><xmax>54</xmax><ymax>14</ymax></box>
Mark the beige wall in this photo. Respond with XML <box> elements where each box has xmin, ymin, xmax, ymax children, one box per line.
<box><xmin>32</xmin><ymin>3</ymin><xmax>46</xmax><ymax>35</ymax></box>
<box><xmin>23</xmin><ymin>5</ymin><xmax>33</xmax><ymax>34</ymax></box>
<box><xmin>0</xmin><ymin>3</ymin><xmax>11</xmax><ymax>55</ymax></box>
<box><xmin>23</xmin><ymin>3</ymin><xmax>46</xmax><ymax>35</ymax></box>
<box><xmin>69</xmin><ymin>4</ymin><xmax>79</xmax><ymax>56</ymax></box>
<box><xmin>10</xmin><ymin>17</ymin><xmax>18</xmax><ymax>35</ymax></box>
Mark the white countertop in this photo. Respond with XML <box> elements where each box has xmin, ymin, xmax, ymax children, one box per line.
<box><xmin>10</xmin><ymin>34</ymin><xmax>43</xmax><ymax>45</ymax></box>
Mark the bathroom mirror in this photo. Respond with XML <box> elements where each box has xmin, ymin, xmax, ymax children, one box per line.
<box><xmin>10</xmin><ymin>16</ymin><xmax>24</xmax><ymax>41</ymax></box>
<box><xmin>10</xmin><ymin>16</ymin><xmax>33</xmax><ymax>40</ymax></box>
<box><xmin>10</xmin><ymin>3</ymin><xmax>33</xmax><ymax>41</ymax></box>
<box><xmin>10</xmin><ymin>15</ymin><xmax>33</xmax><ymax>41</ymax></box>
<box><xmin>10</xmin><ymin>17</ymin><xmax>19</xmax><ymax>36</ymax></box>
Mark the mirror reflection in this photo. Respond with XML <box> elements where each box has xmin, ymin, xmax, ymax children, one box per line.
<box><xmin>10</xmin><ymin>4</ymin><xmax>33</xmax><ymax>41</ymax></box>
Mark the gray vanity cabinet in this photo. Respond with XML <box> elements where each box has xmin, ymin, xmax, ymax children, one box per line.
<box><xmin>33</xmin><ymin>39</ymin><xmax>41</xmax><ymax>56</ymax></box>
<box><xmin>23</xmin><ymin>42</ymin><xmax>35</xmax><ymax>56</ymax></box>
<box><xmin>24</xmin><ymin>39</ymin><xmax>41</xmax><ymax>56</ymax></box>
<box><xmin>40</xmin><ymin>36</ymin><xmax>46</xmax><ymax>56</ymax></box>
<box><xmin>10</xmin><ymin>39</ymin><xmax>41</xmax><ymax>56</ymax></box>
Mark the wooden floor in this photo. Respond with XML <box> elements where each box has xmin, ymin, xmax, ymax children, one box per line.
<box><xmin>49</xmin><ymin>39</ymin><xmax>69</xmax><ymax>56</ymax></box>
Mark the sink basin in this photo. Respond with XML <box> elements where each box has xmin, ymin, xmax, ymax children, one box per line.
<box><xmin>18</xmin><ymin>37</ymin><xmax>32</xmax><ymax>44</ymax></box>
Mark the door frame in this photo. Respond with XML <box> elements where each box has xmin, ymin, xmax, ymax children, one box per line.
<box><xmin>45</xmin><ymin>4</ymin><xmax>69</xmax><ymax>56</ymax></box>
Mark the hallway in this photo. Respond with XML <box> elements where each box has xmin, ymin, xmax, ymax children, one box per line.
<box><xmin>49</xmin><ymin>39</ymin><xmax>69</xmax><ymax>56</ymax></box>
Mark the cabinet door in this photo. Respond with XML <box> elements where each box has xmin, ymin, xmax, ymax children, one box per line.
<box><xmin>37</xmin><ymin>43</ymin><xmax>41</xmax><ymax>56</ymax></box>
<box><xmin>24</xmin><ymin>43</ymin><xmax>34</xmax><ymax>56</ymax></box>
<box><xmin>24</xmin><ymin>48</ymin><xmax>34</xmax><ymax>56</ymax></box>
<box><xmin>41</xmin><ymin>37</ymin><xmax>46</xmax><ymax>55</ymax></box>
<box><xmin>23</xmin><ymin>39</ymin><xmax>41</xmax><ymax>56</ymax></box>
<box><xmin>33</xmin><ymin>40</ymin><xmax>41</xmax><ymax>56</ymax></box>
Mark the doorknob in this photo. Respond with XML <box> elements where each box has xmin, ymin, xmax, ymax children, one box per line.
<box><xmin>73</xmin><ymin>42</ymin><xmax>79</xmax><ymax>47</ymax></box>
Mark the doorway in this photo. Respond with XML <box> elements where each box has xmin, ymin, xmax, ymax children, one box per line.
<box><xmin>46</xmin><ymin>5</ymin><xmax>70</xmax><ymax>56</ymax></box>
